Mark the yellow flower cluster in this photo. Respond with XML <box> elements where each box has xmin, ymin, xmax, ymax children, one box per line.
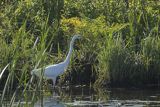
<box><xmin>61</xmin><ymin>17</ymin><xmax>86</xmax><ymax>28</ymax></box>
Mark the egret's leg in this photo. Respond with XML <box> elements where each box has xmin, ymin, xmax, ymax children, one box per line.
<box><xmin>52</xmin><ymin>78</ymin><xmax>56</xmax><ymax>87</ymax></box>
<box><xmin>52</xmin><ymin>78</ymin><xmax>57</xmax><ymax>96</ymax></box>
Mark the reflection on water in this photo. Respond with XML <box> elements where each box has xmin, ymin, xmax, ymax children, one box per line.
<box><xmin>34</xmin><ymin>97</ymin><xmax>65</xmax><ymax>107</ymax></box>
<box><xmin>1</xmin><ymin>86</ymin><xmax>160</xmax><ymax>107</ymax></box>
<box><xmin>33</xmin><ymin>86</ymin><xmax>160</xmax><ymax>107</ymax></box>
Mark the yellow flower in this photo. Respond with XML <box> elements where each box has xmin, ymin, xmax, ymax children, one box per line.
<box><xmin>61</xmin><ymin>17</ymin><xmax>86</xmax><ymax>28</ymax></box>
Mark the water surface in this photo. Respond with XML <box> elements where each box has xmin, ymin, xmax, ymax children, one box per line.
<box><xmin>1</xmin><ymin>86</ymin><xmax>160</xmax><ymax>107</ymax></box>
<box><xmin>34</xmin><ymin>86</ymin><xmax>160</xmax><ymax>107</ymax></box>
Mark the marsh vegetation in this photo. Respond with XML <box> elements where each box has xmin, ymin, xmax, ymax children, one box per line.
<box><xmin>0</xmin><ymin>0</ymin><xmax>160</xmax><ymax>106</ymax></box>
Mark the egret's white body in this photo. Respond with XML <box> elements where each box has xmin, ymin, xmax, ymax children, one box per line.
<box><xmin>31</xmin><ymin>35</ymin><xmax>81</xmax><ymax>85</ymax></box>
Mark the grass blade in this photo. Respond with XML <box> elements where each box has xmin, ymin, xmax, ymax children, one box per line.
<box><xmin>0</xmin><ymin>63</ymin><xmax>10</xmax><ymax>80</ymax></box>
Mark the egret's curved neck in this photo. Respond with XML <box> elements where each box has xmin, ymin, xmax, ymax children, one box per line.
<box><xmin>64</xmin><ymin>38</ymin><xmax>76</xmax><ymax>66</ymax></box>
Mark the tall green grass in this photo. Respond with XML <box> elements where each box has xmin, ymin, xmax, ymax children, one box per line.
<box><xmin>60</xmin><ymin>0</ymin><xmax>160</xmax><ymax>87</ymax></box>
<box><xmin>0</xmin><ymin>0</ymin><xmax>160</xmax><ymax>106</ymax></box>
<box><xmin>0</xmin><ymin>0</ymin><xmax>63</xmax><ymax>106</ymax></box>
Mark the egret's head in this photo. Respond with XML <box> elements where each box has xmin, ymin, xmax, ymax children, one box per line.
<box><xmin>72</xmin><ymin>34</ymin><xmax>81</xmax><ymax>40</ymax></box>
<box><xmin>70</xmin><ymin>34</ymin><xmax>82</xmax><ymax>48</ymax></box>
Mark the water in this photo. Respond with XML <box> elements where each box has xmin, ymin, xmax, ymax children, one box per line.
<box><xmin>1</xmin><ymin>86</ymin><xmax>160</xmax><ymax>107</ymax></box>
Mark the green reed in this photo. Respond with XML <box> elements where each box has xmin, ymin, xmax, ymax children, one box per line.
<box><xmin>0</xmin><ymin>0</ymin><xmax>62</xmax><ymax>106</ymax></box>
<box><xmin>0</xmin><ymin>0</ymin><xmax>160</xmax><ymax>106</ymax></box>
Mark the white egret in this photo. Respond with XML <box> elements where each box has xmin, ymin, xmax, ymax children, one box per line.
<box><xmin>31</xmin><ymin>35</ymin><xmax>81</xmax><ymax>86</ymax></box>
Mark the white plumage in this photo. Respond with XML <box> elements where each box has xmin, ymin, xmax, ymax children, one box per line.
<box><xmin>31</xmin><ymin>35</ymin><xmax>81</xmax><ymax>85</ymax></box>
